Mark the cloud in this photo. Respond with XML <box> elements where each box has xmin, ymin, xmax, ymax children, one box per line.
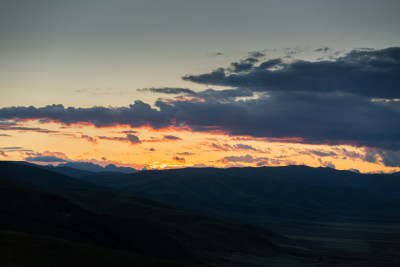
<box><xmin>193</xmin><ymin>88</ymin><xmax>254</xmax><ymax>102</ymax></box>
<box><xmin>0</xmin><ymin>124</ymin><xmax>59</xmax><ymax>133</ymax></box>
<box><xmin>309</xmin><ymin>150</ymin><xmax>337</xmax><ymax>157</ymax></box>
<box><xmin>0</xmin><ymin>146</ymin><xmax>23</xmax><ymax>150</ymax></box>
<box><xmin>248</xmin><ymin>51</ymin><xmax>265</xmax><ymax>58</ymax></box>
<box><xmin>167</xmin><ymin>91</ymin><xmax>400</xmax><ymax>149</ymax></box>
<box><xmin>209</xmin><ymin>143</ymin><xmax>232</xmax><ymax>152</ymax></box>
<box><xmin>256</xmin><ymin>160</ymin><xmax>269</xmax><ymax>167</ymax></box>
<box><xmin>81</xmin><ymin>134</ymin><xmax>98</xmax><ymax>144</ymax></box>
<box><xmin>208</xmin><ymin>142</ymin><xmax>266</xmax><ymax>153</ymax></box>
<box><xmin>126</xmin><ymin>134</ymin><xmax>140</xmax><ymax>144</ymax></box>
<box><xmin>218</xmin><ymin>154</ymin><xmax>268</xmax><ymax>164</ymax></box>
<box><xmin>318</xmin><ymin>159</ymin><xmax>335</xmax><ymax>168</ymax></box>
<box><xmin>364</xmin><ymin>148</ymin><xmax>400</xmax><ymax>167</ymax></box>
<box><xmin>314</xmin><ymin>47</ymin><xmax>332</xmax><ymax>53</ymax></box>
<box><xmin>183</xmin><ymin>47</ymin><xmax>400</xmax><ymax>99</ymax></box>
<box><xmin>138</xmin><ymin>87</ymin><xmax>195</xmax><ymax>95</ymax></box>
<box><xmin>25</xmin><ymin>155</ymin><xmax>70</xmax><ymax>163</ymax></box>
<box><xmin>0</xmin><ymin>101</ymin><xmax>170</xmax><ymax>129</ymax></box>
<box><xmin>364</xmin><ymin>149</ymin><xmax>378</xmax><ymax>163</ymax></box>
<box><xmin>118</xmin><ymin>130</ymin><xmax>138</xmax><ymax>134</ymax></box>
<box><xmin>234</xmin><ymin>143</ymin><xmax>257</xmax><ymax>151</ymax></box>
<box><xmin>1</xmin><ymin>91</ymin><xmax>400</xmax><ymax>150</ymax></box>
<box><xmin>98</xmin><ymin>134</ymin><xmax>141</xmax><ymax>145</ymax></box>
<box><xmin>0</xmin><ymin>134</ymin><xmax>11</xmax><ymax>137</ymax></box>
<box><xmin>163</xmin><ymin>135</ymin><xmax>182</xmax><ymax>140</ymax></box>
<box><xmin>0</xmin><ymin>146</ymin><xmax>33</xmax><ymax>152</ymax></box>
<box><xmin>0</xmin><ymin>151</ymin><xmax>8</xmax><ymax>157</ymax></box>
<box><xmin>228</xmin><ymin>57</ymin><xmax>258</xmax><ymax>73</ymax></box>
<box><xmin>0</xmin><ymin>47</ymin><xmax>399</xmax><ymax>153</ymax></box>
<box><xmin>173</xmin><ymin>156</ymin><xmax>185</xmax><ymax>163</ymax></box>
<box><xmin>348</xmin><ymin>168</ymin><xmax>360</xmax><ymax>173</ymax></box>
<box><xmin>176</xmin><ymin>152</ymin><xmax>195</xmax><ymax>156</ymax></box>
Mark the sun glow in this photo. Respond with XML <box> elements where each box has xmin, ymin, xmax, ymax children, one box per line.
<box><xmin>1</xmin><ymin>119</ymin><xmax>399</xmax><ymax>173</ymax></box>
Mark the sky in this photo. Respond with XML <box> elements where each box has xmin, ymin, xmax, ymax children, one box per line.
<box><xmin>1</xmin><ymin>0</ymin><xmax>400</xmax><ymax>172</ymax></box>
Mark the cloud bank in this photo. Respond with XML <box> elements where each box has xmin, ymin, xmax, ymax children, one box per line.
<box><xmin>1</xmin><ymin>47</ymin><xmax>399</xmax><ymax>162</ymax></box>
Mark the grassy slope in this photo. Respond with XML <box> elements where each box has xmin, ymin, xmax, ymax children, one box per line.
<box><xmin>72</xmin><ymin>166</ymin><xmax>400</xmax><ymax>265</ymax></box>
<box><xmin>0</xmin><ymin>161</ymin><xmax>291</xmax><ymax>266</ymax></box>
<box><xmin>0</xmin><ymin>230</ymin><xmax>199</xmax><ymax>267</ymax></box>
<box><xmin>0</xmin><ymin>184</ymin><xmax>195</xmax><ymax>262</ymax></box>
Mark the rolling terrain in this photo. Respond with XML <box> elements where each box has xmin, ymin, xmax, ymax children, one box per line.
<box><xmin>0</xmin><ymin>161</ymin><xmax>293</xmax><ymax>266</ymax></box>
<box><xmin>1</xmin><ymin>161</ymin><xmax>400</xmax><ymax>265</ymax></box>
<box><xmin>70</xmin><ymin>165</ymin><xmax>400</xmax><ymax>265</ymax></box>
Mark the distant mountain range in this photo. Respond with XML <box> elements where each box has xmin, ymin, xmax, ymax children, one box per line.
<box><xmin>57</xmin><ymin>162</ymin><xmax>138</xmax><ymax>173</ymax></box>
<box><xmin>70</xmin><ymin>166</ymin><xmax>400</xmax><ymax>224</ymax></box>
<box><xmin>1</xmin><ymin>160</ymin><xmax>400</xmax><ymax>266</ymax></box>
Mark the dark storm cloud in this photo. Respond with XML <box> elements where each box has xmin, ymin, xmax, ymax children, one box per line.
<box><xmin>1</xmin><ymin>91</ymin><xmax>400</xmax><ymax>149</ymax></box>
<box><xmin>258</xmin><ymin>58</ymin><xmax>283</xmax><ymax>70</ymax></box>
<box><xmin>138</xmin><ymin>87</ymin><xmax>195</xmax><ymax>95</ymax></box>
<box><xmin>194</xmin><ymin>88</ymin><xmax>254</xmax><ymax>101</ymax></box>
<box><xmin>0</xmin><ymin>101</ymin><xmax>170</xmax><ymax>128</ymax></box>
<box><xmin>228</xmin><ymin>57</ymin><xmax>260</xmax><ymax>73</ymax></box>
<box><xmin>364</xmin><ymin>148</ymin><xmax>400</xmax><ymax>167</ymax></box>
<box><xmin>379</xmin><ymin>150</ymin><xmax>400</xmax><ymax>167</ymax></box>
<box><xmin>183</xmin><ymin>47</ymin><xmax>400</xmax><ymax>99</ymax></box>
<box><xmin>0</xmin><ymin>47</ymin><xmax>399</xmax><ymax>152</ymax></box>
<box><xmin>162</xmin><ymin>92</ymin><xmax>400</xmax><ymax>149</ymax></box>
<box><xmin>229</xmin><ymin>61</ymin><xmax>253</xmax><ymax>73</ymax></box>
<box><xmin>141</xmin><ymin>86</ymin><xmax>254</xmax><ymax>102</ymax></box>
<box><xmin>25</xmin><ymin>155</ymin><xmax>70</xmax><ymax>162</ymax></box>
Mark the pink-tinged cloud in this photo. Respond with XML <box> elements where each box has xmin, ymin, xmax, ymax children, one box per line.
<box><xmin>208</xmin><ymin>142</ymin><xmax>268</xmax><ymax>153</ymax></box>
<box><xmin>218</xmin><ymin>154</ymin><xmax>268</xmax><ymax>164</ymax></box>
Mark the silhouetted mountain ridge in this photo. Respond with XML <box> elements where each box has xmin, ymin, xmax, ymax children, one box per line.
<box><xmin>75</xmin><ymin>166</ymin><xmax>400</xmax><ymax>225</ymax></box>
<box><xmin>58</xmin><ymin>162</ymin><xmax>138</xmax><ymax>173</ymax></box>
<box><xmin>0</xmin><ymin>161</ymin><xmax>288</xmax><ymax>265</ymax></box>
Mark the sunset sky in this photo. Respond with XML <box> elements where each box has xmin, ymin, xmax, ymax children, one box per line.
<box><xmin>1</xmin><ymin>0</ymin><xmax>400</xmax><ymax>173</ymax></box>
